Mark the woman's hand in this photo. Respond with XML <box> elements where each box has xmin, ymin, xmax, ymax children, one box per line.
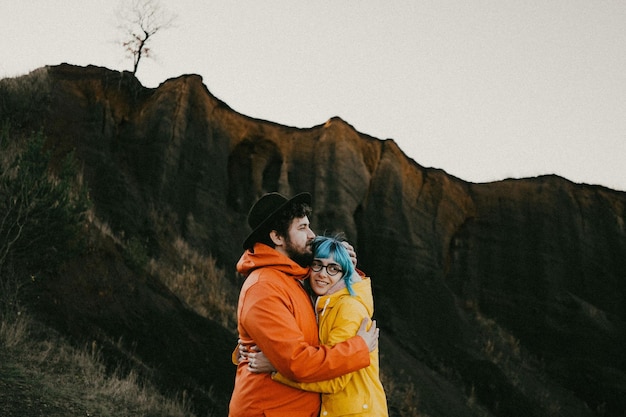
<box><xmin>341</xmin><ymin>241</ymin><xmax>357</xmax><ymax>267</ymax></box>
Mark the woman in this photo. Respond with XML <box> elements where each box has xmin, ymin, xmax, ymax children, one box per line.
<box><xmin>248</xmin><ymin>235</ymin><xmax>388</xmax><ymax>416</ymax></box>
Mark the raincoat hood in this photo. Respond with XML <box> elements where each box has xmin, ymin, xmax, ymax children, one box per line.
<box><xmin>237</xmin><ymin>242</ymin><xmax>310</xmax><ymax>279</ymax></box>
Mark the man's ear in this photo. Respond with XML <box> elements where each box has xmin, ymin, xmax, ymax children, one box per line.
<box><xmin>270</xmin><ymin>230</ymin><xmax>284</xmax><ymax>247</ymax></box>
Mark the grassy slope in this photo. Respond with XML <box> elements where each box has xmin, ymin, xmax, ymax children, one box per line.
<box><xmin>0</xmin><ymin>314</ymin><xmax>194</xmax><ymax>417</ymax></box>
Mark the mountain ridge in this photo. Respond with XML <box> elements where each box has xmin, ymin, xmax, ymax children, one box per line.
<box><xmin>1</xmin><ymin>63</ymin><xmax>624</xmax><ymax>416</ymax></box>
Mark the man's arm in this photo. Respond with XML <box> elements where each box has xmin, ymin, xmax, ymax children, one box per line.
<box><xmin>241</xmin><ymin>279</ymin><xmax>373</xmax><ymax>383</ymax></box>
<box><xmin>250</xmin><ymin>301</ymin><xmax>375</xmax><ymax>392</ymax></box>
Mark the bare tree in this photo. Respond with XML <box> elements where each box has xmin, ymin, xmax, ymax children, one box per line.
<box><xmin>116</xmin><ymin>0</ymin><xmax>177</xmax><ymax>75</ymax></box>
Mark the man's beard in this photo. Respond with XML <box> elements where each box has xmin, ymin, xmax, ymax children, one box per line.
<box><xmin>285</xmin><ymin>237</ymin><xmax>314</xmax><ymax>267</ymax></box>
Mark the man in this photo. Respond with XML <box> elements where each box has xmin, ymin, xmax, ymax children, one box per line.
<box><xmin>228</xmin><ymin>192</ymin><xmax>378</xmax><ymax>417</ymax></box>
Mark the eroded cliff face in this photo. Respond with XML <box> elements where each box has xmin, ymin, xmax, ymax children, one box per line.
<box><xmin>8</xmin><ymin>64</ymin><xmax>625</xmax><ymax>416</ymax></box>
<box><xmin>449</xmin><ymin>179</ymin><xmax>626</xmax><ymax>412</ymax></box>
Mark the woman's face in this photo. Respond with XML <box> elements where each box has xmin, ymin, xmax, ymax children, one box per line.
<box><xmin>309</xmin><ymin>256</ymin><xmax>344</xmax><ymax>296</ymax></box>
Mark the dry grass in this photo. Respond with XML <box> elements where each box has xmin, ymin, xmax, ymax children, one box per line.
<box><xmin>380</xmin><ymin>369</ymin><xmax>428</xmax><ymax>417</ymax></box>
<box><xmin>148</xmin><ymin>237</ymin><xmax>238</xmax><ymax>332</ymax></box>
<box><xmin>90</xmin><ymin>208</ymin><xmax>238</xmax><ymax>332</ymax></box>
<box><xmin>0</xmin><ymin>313</ymin><xmax>196</xmax><ymax>417</ymax></box>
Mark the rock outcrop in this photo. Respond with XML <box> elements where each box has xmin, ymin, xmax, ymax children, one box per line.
<box><xmin>3</xmin><ymin>64</ymin><xmax>625</xmax><ymax>416</ymax></box>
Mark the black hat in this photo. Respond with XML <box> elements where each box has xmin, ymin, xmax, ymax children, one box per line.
<box><xmin>243</xmin><ymin>192</ymin><xmax>312</xmax><ymax>250</ymax></box>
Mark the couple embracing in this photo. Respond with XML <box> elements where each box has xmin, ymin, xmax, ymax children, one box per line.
<box><xmin>229</xmin><ymin>192</ymin><xmax>388</xmax><ymax>417</ymax></box>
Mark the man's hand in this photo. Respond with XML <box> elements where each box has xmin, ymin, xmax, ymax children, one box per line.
<box><xmin>237</xmin><ymin>341</ymin><xmax>276</xmax><ymax>373</ymax></box>
<box><xmin>247</xmin><ymin>350</ymin><xmax>277</xmax><ymax>373</ymax></box>
<box><xmin>236</xmin><ymin>339</ymin><xmax>260</xmax><ymax>364</ymax></box>
<box><xmin>356</xmin><ymin>317</ymin><xmax>379</xmax><ymax>352</ymax></box>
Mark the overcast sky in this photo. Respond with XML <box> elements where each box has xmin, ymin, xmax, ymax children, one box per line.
<box><xmin>2</xmin><ymin>0</ymin><xmax>625</xmax><ymax>191</ymax></box>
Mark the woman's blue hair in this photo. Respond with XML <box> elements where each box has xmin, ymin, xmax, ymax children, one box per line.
<box><xmin>312</xmin><ymin>235</ymin><xmax>356</xmax><ymax>296</ymax></box>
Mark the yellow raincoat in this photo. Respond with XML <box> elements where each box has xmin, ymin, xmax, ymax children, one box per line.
<box><xmin>273</xmin><ymin>277</ymin><xmax>388</xmax><ymax>416</ymax></box>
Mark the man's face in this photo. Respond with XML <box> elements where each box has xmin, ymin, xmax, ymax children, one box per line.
<box><xmin>284</xmin><ymin>216</ymin><xmax>315</xmax><ymax>267</ymax></box>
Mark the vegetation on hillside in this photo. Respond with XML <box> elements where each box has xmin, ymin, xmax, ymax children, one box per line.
<box><xmin>0</xmin><ymin>122</ymin><xmax>224</xmax><ymax>416</ymax></box>
<box><xmin>0</xmin><ymin>313</ymin><xmax>195</xmax><ymax>417</ymax></box>
<box><xmin>0</xmin><ymin>124</ymin><xmax>90</xmax><ymax>317</ymax></box>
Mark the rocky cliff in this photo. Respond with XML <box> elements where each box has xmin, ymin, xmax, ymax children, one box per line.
<box><xmin>2</xmin><ymin>64</ymin><xmax>624</xmax><ymax>416</ymax></box>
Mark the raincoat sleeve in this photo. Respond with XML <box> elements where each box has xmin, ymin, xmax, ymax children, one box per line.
<box><xmin>271</xmin><ymin>367</ymin><xmax>355</xmax><ymax>394</ymax></box>
<box><xmin>231</xmin><ymin>344</ymin><xmax>240</xmax><ymax>365</ymax></box>
<box><xmin>241</xmin><ymin>274</ymin><xmax>370</xmax><ymax>383</ymax></box>
<box><xmin>270</xmin><ymin>299</ymin><xmax>368</xmax><ymax>393</ymax></box>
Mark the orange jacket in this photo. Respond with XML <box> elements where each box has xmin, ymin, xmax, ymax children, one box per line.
<box><xmin>228</xmin><ymin>243</ymin><xmax>371</xmax><ymax>417</ymax></box>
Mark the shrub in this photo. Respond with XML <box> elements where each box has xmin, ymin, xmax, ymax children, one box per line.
<box><xmin>0</xmin><ymin>125</ymin><xmax>90</xmax><ymax>313</ymax></box>
<box><xmin>0</xmin><ymin>68</ymin><xmax>51</xmax><ymax>129</ymax></box>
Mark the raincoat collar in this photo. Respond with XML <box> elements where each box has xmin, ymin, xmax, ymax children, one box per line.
<box><xmin>236</xmin><ymin>242</ymin><xmax>310</xmax><ymax>279</ymax></box>
<box><xmin>314</xmin><ymin>278</ymin><xmax>374</xmax><ymax>319</ymax></box>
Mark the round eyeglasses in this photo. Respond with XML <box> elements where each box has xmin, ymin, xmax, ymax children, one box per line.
<box><xmin>311</xmin><ymin>260</ymin><xmax>344</xmax><ymax>276</ymax></box>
